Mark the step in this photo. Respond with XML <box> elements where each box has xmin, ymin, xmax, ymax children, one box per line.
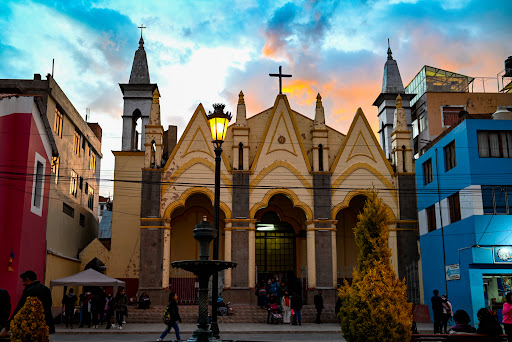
<box><xmin>126</xmin><ymin>305</ymin><xmax>338</xmax><ymax>323</ymax></box>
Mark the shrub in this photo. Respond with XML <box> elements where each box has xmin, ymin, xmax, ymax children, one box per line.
<box><xmin>338</xmin><ymin>190</ymin><xmax>412</xmax><ymax>342</ymax></box>
<box><xmin>10</xmin><ymin>296</ymin><xmax>49</xmax><ymax>342</ymax></box>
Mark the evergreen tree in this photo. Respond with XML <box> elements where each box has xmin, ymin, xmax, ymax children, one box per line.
<box><xmin>338</xmin><ymin>190</ymin><xmax>412</xmax><ymax>342</ymax></box>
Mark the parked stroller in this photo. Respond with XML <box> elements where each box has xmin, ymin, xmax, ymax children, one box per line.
<box><xmin>268</xmin><ymin>303</ymin><xmax>283</xmax><ymax>324</ymax></box>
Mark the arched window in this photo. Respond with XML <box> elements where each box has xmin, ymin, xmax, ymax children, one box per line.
<box><xmin>238</xmin><ymin>142</ymin><xmax>244</xmax><ymax>170</ymax></box>
<box><xmin>151</xmin><ymin>141</ymin><xmax>156</xmax><ymax>167</ymax></box>
<box><xmin>318</xmin><ymin>144</ymin><xmax>324</xmax><ymax>172</ymax></box>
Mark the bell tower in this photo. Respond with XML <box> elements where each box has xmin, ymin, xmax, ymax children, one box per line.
<box><xmin>119</xmin><ymin>33</ymin><xmax>158</xmax><ymax>151</ymax></box>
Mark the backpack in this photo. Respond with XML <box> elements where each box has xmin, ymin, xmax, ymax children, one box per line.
<box><xmin>163</xmin><ymin>307</ymin><xmax>171</xmax><ymax>325</ymax></box>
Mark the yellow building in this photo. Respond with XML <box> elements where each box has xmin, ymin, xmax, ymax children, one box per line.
<box><xmin>81</xmin><ymin>36</ymin><xmax>419</xmax><ymax>305</ymax></box>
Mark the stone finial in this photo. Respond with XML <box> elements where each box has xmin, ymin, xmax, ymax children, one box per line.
<box><xmin>314</xmin><ymin>93</ymin><xmax>326</xmax><ymax>129</ymax></box>
<box><xmin>316</xmin><ymin>93</ymin><xmax>322</xmax><ymax>107</ymax></box>
<box><xmin>235</xmin><ymin>90</ymin><xmax>247</xmax><ymax>127</ymax></box>
<box><xmin>153</xmin><ymin>88</ymin><xmax>160</xmax><ymax>104</ymax></box>
<box><xmin>139</xmin><ymin>36</ymin><xmax>144</xmax><ymax>48</ymax></box>
<box><xmin>396</xmin><ymin>94</ymin><xmax>402</xmax><ymax>109</ymax></box>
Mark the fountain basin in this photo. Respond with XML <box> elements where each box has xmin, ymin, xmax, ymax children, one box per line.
<box><xmin>171</xmin><ymin>260</ymin><xmax>237</xmax><ymax>277</ymax></box>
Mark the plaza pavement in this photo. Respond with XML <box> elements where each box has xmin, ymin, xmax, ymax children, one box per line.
<box><xmin>54</xmin><ymin>322</ymin><xmax>434</xmax><ymax>335</ymax></box>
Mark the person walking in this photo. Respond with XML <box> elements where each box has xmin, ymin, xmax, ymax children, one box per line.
<box><xmin>314</xmin><ymin>290</ymin><xmax>324</xmax><ymax>324</ymax></box>
<box><xmin>62</xmin><ymin>288</ymin><xmax>77</xmax><ymax>329</ymax></box>
<box><xmin>291</xmin><ymin>292</ymin><xmax>303</xmax><ymax>326</ymax></box>
<box><xmin>9</xmin><ymin>270</ymin><xmax>55</xmax><ymax>334</ymax></box>
<box><xmin>431</xmin><ymin>289</ymin><xmax>443</xmax><ymax>334</ymax></box>
<box><xmin>441</xmin><ymin>295</ymin><xmax>453</xmax><ymax>334</ymax></box>
<box><xmin>115</xmin><ymin>288</ymin><xmax>128</xmax><ymax>330</ymax></box>
<box><xmin>157</xmin><ymin>292</ymin><xmax>181</xmax><ymax>341</ymax></box>
<box><xmin>503</xmin><ymin>292</ymin><xmax>512</xmax><ymax>342</ymax></box>
<box><xmin>281</xmin><ymin>292</ymin><xmax>291</xmax><ymax>324</ymax></box>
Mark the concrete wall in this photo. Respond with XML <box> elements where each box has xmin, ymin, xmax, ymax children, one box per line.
<box><xmin>425</xmin><ymin>92</ymin><xmax>512</xmax><ymax>139</ymax></box>
<box><xmin>109</xmin><ymin>152</ymin><xmax>144</xmax><ymax>279</ymax></box>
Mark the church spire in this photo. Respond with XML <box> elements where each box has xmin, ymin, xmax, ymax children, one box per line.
<box><xmin>129</xmin><ymin>27</ymin><xmax>150</xmax><ymax>84</ymax></box>
<box><xmin>382</xmin><ymin>40</ymin><xmax>404</xmax><ymax>93</ymax></box>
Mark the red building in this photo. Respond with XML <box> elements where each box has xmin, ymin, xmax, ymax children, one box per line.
<box><xmin>0</xmin><ymin>94</ymin><xmax>57</xmax><ymax>314</ymax></box>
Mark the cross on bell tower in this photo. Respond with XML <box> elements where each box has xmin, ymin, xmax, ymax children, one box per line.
<box><xmin>138</xmin><ymin>24</ymin><xmax>146</xmax><ymax>38</ymax></box>
<box><xmin>269</xmin><ymin>65</ymin><xmax>292</xmax><ymax>95</ymax></box>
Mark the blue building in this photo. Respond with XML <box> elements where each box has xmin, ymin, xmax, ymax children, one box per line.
<box><xmin>416</xmin><ymin>108</ymin><xmax>512</xmax><ymax>324</ymax></box>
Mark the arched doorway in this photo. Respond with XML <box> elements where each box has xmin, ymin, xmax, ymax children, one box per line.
<box><xmin>335</xmin><ymin>194</ymin><xmax>367</xmax><ymax>285</ymax></box>
<box><xmin>168</xmin><ymin>193</ymin><xmax>226</xmax><ymax>303</ymax></box>
<box><xmin>254</xmin><ymin>194</ymin><xmax>306</xmax><ymax>292</ymax></box>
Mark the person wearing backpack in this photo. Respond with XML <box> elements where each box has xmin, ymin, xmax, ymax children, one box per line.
<box><xmin>441</xmin><ymin>295</ymin><xmax>453</xmax><ymax>334</ymax></box>
<box><xmin>157</xmin><ymin>292</ymin><xmax>181</xmax><ymax>341</ymax></box>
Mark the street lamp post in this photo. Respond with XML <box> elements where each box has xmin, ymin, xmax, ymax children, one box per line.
<box><xmin>206</xmin><ymin>103</ymin><xmax>231</xmax><ymax>338</ymax></box>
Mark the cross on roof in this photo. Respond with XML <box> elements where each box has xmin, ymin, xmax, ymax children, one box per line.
<box><xmin>269</xmin><ymin>66</ymin><xmax>292</xmax><ymax>95</ymax></box>
<box><xmin>138</xmin><ymin>24</ymin><xmax>146</xmax><ymax>38</ymax></box>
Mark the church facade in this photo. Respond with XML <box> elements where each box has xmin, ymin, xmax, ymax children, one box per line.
<box><xmin>82</xmin><ymin>36</ymin><xmax>419</xmax><ymax>305</ymax></box>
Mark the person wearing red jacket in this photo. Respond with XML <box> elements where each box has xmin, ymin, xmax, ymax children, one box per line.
<box><xmin>503</xmin><ymin>292</ymin><xmax>512</xmax><ymax>342</ymax></box>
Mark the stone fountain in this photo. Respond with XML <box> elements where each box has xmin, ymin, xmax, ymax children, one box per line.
<box><xmin>172</xmin><ymin>217</ymin><xmax>237</xmax><ymax>342</ymax></box>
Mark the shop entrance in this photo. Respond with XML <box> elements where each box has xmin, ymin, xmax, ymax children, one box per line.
<box><xmin>483</xmin><ymin>275</ymin><xmax>512</xmax><ymax>319</ymax></box>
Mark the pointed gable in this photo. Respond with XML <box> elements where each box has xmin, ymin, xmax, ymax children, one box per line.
<box><xmin>184</xmin><ymin>127</ymin><xmax>213</xmax><ymax>157</ymax></box>
<box><xmin>251</xmin><ymin>95</ymin><xmax>311</xmax><ymax>173</ymax></box>
<box><xmin>331</xmin><ymin>108</ymin><xmax>394</xmax><ymax>185</ymax></box>
<box><xmin>161</xmin><ymin>104</ymin><xmax>232</xmax><ymax>200</ymax></box>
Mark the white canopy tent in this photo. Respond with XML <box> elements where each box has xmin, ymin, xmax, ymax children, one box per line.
<box><xmin>50</xmin><ymin>268</ymin><xmax>125</xmax><ymax>295</ymax></box>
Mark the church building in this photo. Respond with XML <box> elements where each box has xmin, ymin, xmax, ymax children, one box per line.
<box><xmin>81</xmin><ymin>35</ymin><xmax>419</xmax><ymax>305</ymax></box>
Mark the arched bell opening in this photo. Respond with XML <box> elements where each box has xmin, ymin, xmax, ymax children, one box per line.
<box><xmin>131</xmin><ymin>109</ymin><xmax>142</xmax><ymax>150</ymax></box>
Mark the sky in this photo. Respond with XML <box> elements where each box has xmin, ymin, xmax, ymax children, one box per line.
<box><xmin>1</xmin><ymin>0</ymin><xmax>510</xmax><ymax>197</ymax></box>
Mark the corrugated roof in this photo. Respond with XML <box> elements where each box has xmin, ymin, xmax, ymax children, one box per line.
<box><xmin>98</xmin><ymin>210</ymin><xmax>112</xmax><ymax>239</ymax></box>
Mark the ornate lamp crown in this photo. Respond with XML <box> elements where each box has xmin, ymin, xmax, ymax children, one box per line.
<box><xmin>207</xmin><ymin>103</ymin><xmax>232</xmax><ymax>143</ymax></box>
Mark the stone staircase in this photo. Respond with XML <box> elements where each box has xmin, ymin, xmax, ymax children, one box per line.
<box><xmin>127</xmin><ymin>304</ymin><xmax>338</xmax><ymax>323</ymax></box>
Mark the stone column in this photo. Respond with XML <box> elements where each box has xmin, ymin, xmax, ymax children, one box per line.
<box><xmin>139</xmin><ymin>168</ymin><xmax>169</xmax><ymax>304</ymax></box>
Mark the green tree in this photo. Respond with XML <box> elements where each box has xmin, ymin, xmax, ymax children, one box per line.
<box><xmin>338</xmin><ymin>190</ymin><xmax>412</xmax><ymax>342</ymax></box>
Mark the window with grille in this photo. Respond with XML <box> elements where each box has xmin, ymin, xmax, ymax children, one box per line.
<box><xmin>444</xmin><ymin>141</ymin><xmax>456</xmax><ymax>171</ymax></box>
<box><xmin>427</xmin><ymin>205</ymin><xmax>436</xmax><ymax>232</ymax></box>
<box><xmin>63</xmin><ymin>202</ymin><xmax>74</xmax><ymax>218</ymax></box>
<box><xmin>88</xmin><ymin>186</ymin><xmax>94</xmax><ymax>210</ymax></box>
<box><xmin>256</xmin><ymin>229</ymin><xmax>296</xmax><ymax>273</ymax></box>
<box><xmin>423</xmin><ymin>158</ymin><xmax>433</xmax><ymax>185</ymax></box>
<box><xmin>73</xmin><ymin>130</ymin><xmax>81</xmax><ymax>156</ymax></box>
<box><xmin>448</xmin><ymin>192</ymin><xmax>461</xmax><ymax>223</ymax></box>
<box><xmin>51</xmin><ymin>157</ymin><xmax>59</xmax><ymax>184</ymax></box>
<box><xmin>53</xmin><ymin>108</ymin><xmax>63</xmax><ymax>137</ymax></box>
<box><xmin>442</xmin><ymin>106</ymin><xmax>464</xmax><ymax>127</ymax></box>
<box><xmin>70</xmin><ymin>170</ymin><xmax>78</xmax><ymax>197</ymax></box>
<box><xmin>477</xmin><ymin>131</ymin><xmax>512</xmax><ymax>158</ymax></box>
<box><xmin>90</xmin><ymin>152</ymin><xmax>96</xmax><ymax>171</ymax></box>
<box><xmin>482</xmin><ymin>186</ymin><xmax>511</xmax><ymax>214</ymax></box>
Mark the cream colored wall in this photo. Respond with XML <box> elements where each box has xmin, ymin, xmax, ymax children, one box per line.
<box><xmin>45</xmin><ymin>86</ymin><xmax>101</xmax><ymax>258</ymax></box>
<box><xmin>109</xmin><ymin>152</ymin><xmax>144</xmax><ymax>278</ymax></box>
<box><xmin>161</xmin><ymin>104</ymin><xmax>232</xmax><ymax>219</ymax></box>
<box><xmin>79</xmin><ymin>238</ymin><xmax>110</xmax><ymax>271</ymax></box>
<box><xmin>426</xmin><ymin>92</ymin><xmax>512</xmax><ymax>137</ymax></box>
<box><xmin>45</xmin><ymin>253</ymin><xmax>81</xmax><ymax>306</ymax></box>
